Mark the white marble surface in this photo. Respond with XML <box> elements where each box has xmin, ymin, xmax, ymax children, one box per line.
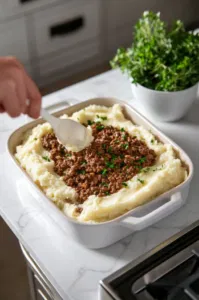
<box><xmin>1</xmin><ymin>70</ymin><xmax>199</xmax><ymax>300</ymax></box>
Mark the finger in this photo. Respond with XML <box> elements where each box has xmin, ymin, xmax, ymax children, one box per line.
<box><xmin>0</xmin><ymin>104</ymin><xmax>5</xmax><ymax>113</ymax></box>
<box><xmin>25</xmin><ymin>74</ymin><xmax>41</xmax><ymax>118</ymax></box>
<box><xmin>14</xmin><ymin>70</ymin><xmax>27</xmax><ymax>113</ymax></box>
<box><xmin>0</xmin><ymin>81</ymin><xmax>21</xmax><ymax>117</ymax></box>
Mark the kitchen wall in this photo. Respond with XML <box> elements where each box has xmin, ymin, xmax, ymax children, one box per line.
<box><xmin>0</xmin><ymin>0</ymin><xmax>198</xmax><ymax>88</ymax></box>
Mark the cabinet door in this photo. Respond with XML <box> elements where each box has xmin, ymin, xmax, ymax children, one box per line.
<box><xmin>0</xmin><ymin>17</ymin><xmax>29</xmax><ymax>64</ymax></box>
<box><xmin>0</xmin><ymin>0</ymin><xmax>61</xmax><ymax>19</ymax></box>
<box><xmin>32</xmin><ymin>0</ymin><xmax>100</xmax><ymax>57</ymax></box>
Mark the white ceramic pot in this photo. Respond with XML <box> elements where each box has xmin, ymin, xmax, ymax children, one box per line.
<box><xmin>131</xmin><ymin>82</ymin><xmax>199</xmax><ymax>122</ymax></box>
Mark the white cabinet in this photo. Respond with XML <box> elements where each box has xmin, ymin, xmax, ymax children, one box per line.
<box><xmin>0</xmin><ymin>0</ymin><xmax>61</xmax><ymax>19</ymax></box>
<box><xmin>0</xmin><ymin>17</ymin><xmax>29</xmax><ymax>64</ymax></box>
<box><xmin>32</xmin><ymin>0</ymin><xmax>101</xmax><ymax>57</ymax></box>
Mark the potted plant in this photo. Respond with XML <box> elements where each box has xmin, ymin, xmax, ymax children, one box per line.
<box><xmin>111</xmin><ymin>11</ymin><xmax>199</xmax><ymax>122</ymax></box>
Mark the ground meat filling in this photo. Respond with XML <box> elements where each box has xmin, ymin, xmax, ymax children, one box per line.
<box><xmin>41</xmin><ymin>123</ymin><xmax>156</xmax><ymax>203</ymax></box>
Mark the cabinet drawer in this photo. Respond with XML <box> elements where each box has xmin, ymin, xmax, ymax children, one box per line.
<box><xmin>38</xmin><ymin>39</ymin><xmax>100</xmax><ymax>78</ymax></box>
<box><xmin>0</xmin><ymin>0</ymin><xmax>60</xmax><ymax>19</ymax></box>
<box><xmin>33</xmin><ymin>0</ymin><xmax>100</xmax><ymax>57</ymax></box>
<box><xmin>0</xmin><ymin>17</ymin><xmax>29</xmax><ymax>63</ymax></box>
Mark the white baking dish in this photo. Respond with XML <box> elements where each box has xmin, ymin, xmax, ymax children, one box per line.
<box><xmin>7</xmin><ymin>98</ymin><xmax>194</xmax><ymax>249</ymax></box>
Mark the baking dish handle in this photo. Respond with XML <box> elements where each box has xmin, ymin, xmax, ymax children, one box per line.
<box><xmin>120</xmin><ymin>192</ymin><xmax>184</xmax><ymax>231</ymax></box>
<box><xmin>44</xmin><ymin>100</ymin><xmax>70</xmax><ymax>113</ymax></box>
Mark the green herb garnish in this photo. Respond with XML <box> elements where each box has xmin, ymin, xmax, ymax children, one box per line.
<box><xmin>101</xmin><ymin>169</ymin><xmax>108</xmax><ymax>176</ymax></box>
<box><xmin>120</xmin><ymin>128</ymin><xmax>125</xmax><ymax>132</ymax></box>
<box><xmin>81</xmin><ymin>160</ymin><xmax>87</xmax><ymax>165</ymax></box>
<box><xmin>111</xmin><ymin>11</ymin><xmax>199</xmax><ymax>91</ymax></box>
<box><xmin>101</xmin><ymin>182</ymin><xmax>109</xmax><ymax>187</ymax></box>
<box><xmin>141</xmin><ymin>167</ymin><xmax>151</xmax><ymax>173</ymax></box>
<box><xmin>123</xmin><ymin>134</ymin><xmax>127</xmax><ymax>141</ymax></box>
<box><xmin>87</xmin><ymin>120</ymin><xmax>94</xmax><ymax>125</ymax></box>
<box><xmin>102</xmin><ymin>144</ymin><xmax>106</xmax><ymax>150</ymax></box>
<box><xmin>106</xmin><ymin>161</ymin><xmax>115</xmax><ymax>169</ymax></box>
<box><xmin>77</xmin><ymin>170</ymin><xmax>86</xmax><ymax>175</ymax></box>
<box><xmin>96</xmin><ymin>124</ymin><xmax>105</xmax><ymax>131</ymax></box>
<box><xmin>151</xmin><ymin>139</ymin><xmax>154</xmax><ymax>144</ymax></box>
<box><xmin>139</xmin><ymin>156</ymin><xmax>147</xmax><ymax>164</ymax></box>
<box><xmin>96</xmin><ymin>115</ymin><xmax>107</xmax><ymax>121</ymax></box>
<box><xmin>34</xmin><ymin>138</ymin><xmax>37</xmax><ymax>141</ymax></box>
<box><xmin>122</xmin><ymin>143</ymin><xmax>129</xmax><ymax>150</ymax></box>
<box><xmin>105</xmin><ymin>191</ymin><xmax>110</xmax><ymax>196</ymax></box>
<box><xmin>115</xmin><ymin>140</ymin><xmax>120</xmax><ymax>144</ymax></box>
<box><xmin>108</xmin><ymin>147</ymin><xmax>113</xmax><ymax>154</ymax></box>
<box><xmin>66</xmin><ymin>153</ymin><xmax>72</xmax><ymax>157</ymax></box>
<box><xmin>137</xmin><ymin>178</ymin><xmax>145</xmax><ymax>184</ymax></box>
<box><xmin>122</xmin><ymin>182</ymin><xmax>128</xmax><ymax>187</ymax></box>
<box><xmin>42</xmin><ymin>156</ymin><xmax>50</xmax><ymax>162</ymax></box>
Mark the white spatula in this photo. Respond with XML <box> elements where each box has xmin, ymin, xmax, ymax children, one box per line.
<box><xmin>41</xmin><ymin>108</ymin><xmax>87</xmax><ymax>148</ymax></box>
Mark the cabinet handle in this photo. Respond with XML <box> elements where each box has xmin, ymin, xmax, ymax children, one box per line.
<box><xmin>19</xmin><ymin>0</ymin><xmax>38</xmax><ymax>3</ymax></box>
<box><xmin>49</xmin><ymin>17</ymin><xmax>84</xmax><ymax>38</ymax></box>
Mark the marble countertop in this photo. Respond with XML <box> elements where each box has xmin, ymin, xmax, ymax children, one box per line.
<box><xmin>1</xmin><ymin>70</ymin><xmax>199</xmax><ymax>300</ymax></box>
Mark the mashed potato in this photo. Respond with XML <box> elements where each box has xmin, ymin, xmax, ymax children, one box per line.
<box><xmin>15</xmin><ymin>104</ymin><xmax>187</xmax><ymax>223</ymax></box>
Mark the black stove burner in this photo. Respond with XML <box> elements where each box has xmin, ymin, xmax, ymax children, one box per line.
<box><xmin>102</xmin><ymin>223</ymin><xmax>199</xmax><ymax>300</ymax></box>
<box><xmin>136</xmin><ymin>250</ymin><xmax>199</xmax><ymax>300</ymax></box>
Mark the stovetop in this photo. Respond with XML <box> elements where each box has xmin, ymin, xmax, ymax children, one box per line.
<box><xmin>101</xmin><ymin>221</ymin><xmax>199</xmax><ymax>300</ymax></box>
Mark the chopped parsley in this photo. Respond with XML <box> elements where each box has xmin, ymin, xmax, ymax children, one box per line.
<box><xmin>77</xmin><ymin>170</ymin><xmax>86</xmax><ymax>175</ymax></box>
<box><xmin>87</xmin><ymin>120</ymin><xmax>94</xmax><ymax>125</ymax></box>
<box><xmin>139</xmin><ymin>156</ymin><xmax>147</xmax><ymax>164</ymax></box>
<box><xmin>120</xmin><ymin>127</ymin><xmax>125</xmax><ymax>132</ymax></box>
<box><xmin>122</xmin><ymin>182</ymin><xmax>128</xmax><ymax>187</ymax></box>
<box><xmin>108</xmin><ymin>147</ymin><xmax>113</xmax><ymax>154</ymax></box>
<box><xmin>106</xmin><ymin>161</ymin><xmax>115</xmax><ymax>169</ymax></box>
<box><xmin>66</xmin><ymin>153</ymin><xmax>72</xmax><ymax>157</ymax></box>
<box><xmin>105</xmin><ymin>191</ymin><xmax>110</xmax><ymax>196</ymax></box>
<box><xmin>96</xmin><ymin>115</ymin><xmax>107</xmax><ymax>121</ymax></box>
<box><xmin>141</xmin><ymin>167</ymin><xmax>150</xmax><ymax>173</ymax></box>
<box><xmin>102</xmin><ymin>144</ymin><xmax>106</xmax><ymax>149</ymax></box>
<box><xmin>111</xmin><ymin>154</ymin><xmax>117</xmax><ymax>161</ymax></box>
<box><xmin>34</xmin><ymin>138</ymin><xmax>37</xmax><ymax>141</ymax></box>
<box><xmin>137</xmin><ymin>178</ymin><xmax>145</xmax><ymax>184</ymax></box>
<box><xmin>101</xmin><ymin>182</ymin><xmax>109</xmax><ymax>187</ymax></box>
<box><xmin>81</xmin><ymin>160</ymin><xmax>87</xmax><ymax>165</ymax></box>
<box><xmin>96</xmin><ymin>124</ymin><xmax>105</xmax><ymax>131</ymax></box>
<box><xmin>151</xmin><ymin>139</ymin><xmax>154</xmax><ymax>144</ymax></box>
<box><xmin>122</xmin><ymin>143</ymin><xmax>129</xmax><ymax>150</ymax></box>
<box><xmin>42</xmin><ymin>156</ymin><xmax>50</xmax><ymax>162</ymax></box>
<box><xmin>115</xmin><ymin>140</ymin><xmax>120</xmax><ymax>144</ymax></box>
<box><xmin>122</xmin><ymin>134</ymin><xmax>127</xmax><ymax>141</ymax></box>
<box><xmin>101</xmin><ymin>169</ymin><xmax>108</xmax><ymax>176</ymax></box>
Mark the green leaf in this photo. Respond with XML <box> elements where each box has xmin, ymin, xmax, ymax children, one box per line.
<box><xmin>96</xmin><ymin>124</ymin><xmax>105</xmax><ymax>131</ymax></box>
<box><xmin>110</xmin><ymin>11</ymin><xmax>199</xmax><ymax>91</ymax></box>
<box><xmin>137</xmin><ymin>178</ymin><xmax>145</xmax><ymax>184</ymax></box>
<box><xmin>101</xmin><ymin>169</ymin><xmax>108</xmax><ymax>176</ymax></box>
<box><xmin>42</xmin><ymin>156</ymin><xmax>50</xmax><ymax>162</ymax></box>
<box><xmin>96</xmin><ymin>115</ymin><xmax>107</xmax><ymax>121</ymax></box>
<box><xmin>87</xmin><ymin>120</ymin><xmax>94</xmax><ymax>125</ymax></box>
<box><xmin>122</xmin><ymin>182</ymin><xmax>128</xmax><ymax>187</ymax></box>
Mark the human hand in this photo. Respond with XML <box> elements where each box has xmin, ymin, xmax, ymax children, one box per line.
<box><xmin>0</xmin><ymin>56</ymin><xmax>41</xmax><ymax>118</ymax></box>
